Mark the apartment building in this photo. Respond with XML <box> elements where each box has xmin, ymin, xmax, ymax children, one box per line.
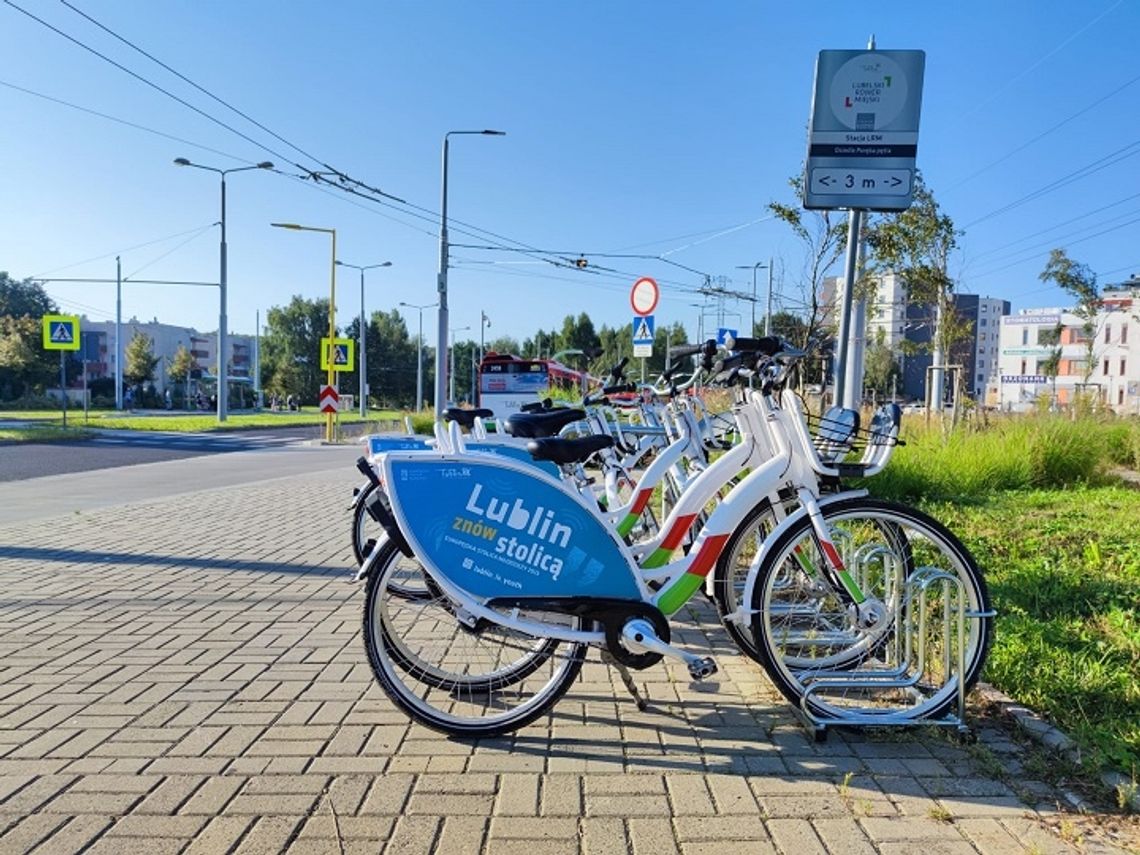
<box><xmin>996</xmin><ymin>277</ymin><xmax>1140</xmax><ymax>413</ymax></box>
<box><xmin>78</xmin><ymin>317</ymin><xmax>256</xmax><ymax>397</ymax></box>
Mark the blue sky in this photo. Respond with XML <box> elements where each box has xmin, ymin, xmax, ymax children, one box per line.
<box><xmin>2</xmin><ymin>0</ymin><xmax>1138</xmax><ymax>348</ymax></box>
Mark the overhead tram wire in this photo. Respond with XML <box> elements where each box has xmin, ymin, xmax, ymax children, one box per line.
<box><xmin>31</xmin><ymin>222</ymin><xmax>219</xmax><ymax>278</ymax></box>
<box><xmin>946</xmin><ymin>68</ymin><xmax>1140</xmax><ymax>192</ymax></box>
<box><xmin>965</xmin><ymin>205</ymin><xmax>1140</xmax><ymax>270</ymax></box>
<box><xmin>956</xmin><ymin>0</ymin><xmax>1125</xmax><ymax>124</ymax></box>
<box><xmin>11</xmin><ymin>1</ymin><xmax>719</xmax><ymax>289</ymax></box>
<box><xmin>59</xmin><ymin>0</ymin><xmax>330</xmax><ymax>172</ymax></box>
<box><xmin>0</xmin><ymin>79</ymin><xmax>252</xmax><ymax>164</ymax></box>
<box><xmin>2</xmin><ymin>0</ymin><xmax>303</xmax><ymax>170</ymax></box>
<box><xmin>965</xmin><ymin>190</ymin><xmax>1140</xmax><ymax>262</ymax></box>
<box><xmin>969</xmin><ymin>213</ymin><xmax>1140</xmax><ymax>280</ymax></box>
<box><xmin>123</xmin><ymin>224</ymin><xmax>220</xmax><ymax>280</ymax></box>
<box><xmin>962</xmin><ymin>137</ymin><xmax>1140</xmax><ymax>229</ymax></box>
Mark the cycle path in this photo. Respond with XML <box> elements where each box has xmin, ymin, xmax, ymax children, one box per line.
<box><xmin>0</xmin><ymin>450</ymin><xmax>1132</xmax><ymax>854</ymax></box>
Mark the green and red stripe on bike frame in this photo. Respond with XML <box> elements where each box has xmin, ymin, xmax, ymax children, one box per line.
<box><xmin>647</xmin><ymin>512</ymin><xmax>865</xmax><ymax>615</ymax></box>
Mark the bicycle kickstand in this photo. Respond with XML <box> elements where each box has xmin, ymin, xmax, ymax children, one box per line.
<box><xmin>600</xmin><ymin>650</ymin><xmax>649</xmax><ymax>712</ymax></box>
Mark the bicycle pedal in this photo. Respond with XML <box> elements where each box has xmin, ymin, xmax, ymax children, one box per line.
<box><xmin>687</xmin><ymin>657</ymin><xmax>718</xmax><ymax>681</ymax></box>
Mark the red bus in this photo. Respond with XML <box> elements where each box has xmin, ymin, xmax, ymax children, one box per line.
<box><xmin>477</xmin><ymin>352</ymin><xmax>589</xmax><ymax>417</ymax></box>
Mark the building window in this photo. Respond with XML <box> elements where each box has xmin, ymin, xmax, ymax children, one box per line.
<box><xmin>1021</xmin><ymin>359</ymin><xmax>1027</xmax><ymax>374</ymax></box>
<box><xmin>981</xmin><ymin>304</ymin><xmax>988</xmax><ymax>312</ymax></box>
<box><xmin>1022</xmin><ymin>328</ymin><xmax>1029</xmax><ymax>345</ymax></box>
<box><xmin>1104</xmin><ymin>358</ymin><xmax>1110</xmax><ymax>375</ymax></box>
<box><xmin>1124</xmin><ymin>325</ymin><xmax>1129</xmax><ymax>344</ymax></box>
<box><xmin>980</xmin><ymin>318</ymin><xmax>987</xmax><ymax>326</ymax></box>
<box><xmin>1105</xmin><ymin>325</ymin><xmax>1112</xmax><ymax>344</ymax></box>
<box><xmin>978</xmin><ymin>346</ymin><xmax>985</xmax><ymax>354</ymax></box>
<box><xmin>1122</xmin><ymin>358</ymin><xmax>1127</xmax><ymax>375</ymax></box>
<box><xmin>1120</xmin><ymin>389</ymin><xmax>1126</xmax><ymax>406</ymax></box>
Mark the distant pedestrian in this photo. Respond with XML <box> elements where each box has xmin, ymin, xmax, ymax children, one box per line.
<box><xmin>124</xmin><ymin>388</ymin><xmax>134</xmax><ymax>411</ymax></box>
<box><xmin>164</xmin><ymin>389</ymin><xmax>172</xmax><ymax>410</ymax></box>
<box><xmin>287</xmin><ymin>394</ymin><xmax>296</xmax><ymax>411</ymax></box>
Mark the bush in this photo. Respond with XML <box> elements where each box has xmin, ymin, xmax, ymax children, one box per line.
<box><xmin>864</xmin><ymin>414</ymin><xmax>1126</xmax><ymax>502</ymax></box>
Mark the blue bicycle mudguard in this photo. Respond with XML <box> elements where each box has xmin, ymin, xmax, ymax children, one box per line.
<box><xmin>380</xmin><ymin>452</ymin><xmax>642</xmax><ymax>601</ymax></box>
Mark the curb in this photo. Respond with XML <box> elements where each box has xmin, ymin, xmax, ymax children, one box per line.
<box><xmin>976</xmin><ymin>683</ymin><xmax>1139</xmax><ymax>812</ymax></box>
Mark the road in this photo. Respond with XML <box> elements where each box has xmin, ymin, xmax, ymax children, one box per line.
<box><xmin>0</xmin><ymin>424</ymin><xmax>361</xmax><ymax>483</ymax></box>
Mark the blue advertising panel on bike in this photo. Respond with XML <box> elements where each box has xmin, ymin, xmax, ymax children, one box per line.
<box><xmin>382</xmin><ymin>455</ymin><xmax>640</xmax><ymax>601</ymax></box>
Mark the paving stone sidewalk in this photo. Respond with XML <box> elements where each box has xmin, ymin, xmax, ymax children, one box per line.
<box><xmin>0</xmin><ymin>459</ymin><xmax>1133</xmax><ymax>854</ymax></box>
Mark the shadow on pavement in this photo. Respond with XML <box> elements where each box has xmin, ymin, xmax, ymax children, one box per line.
<box><xmin>0</xmin><ymin>544</ymin><xmax>342</xmax><ymax>576</ymax></box>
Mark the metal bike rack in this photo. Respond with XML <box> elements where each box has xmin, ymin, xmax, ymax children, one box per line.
<box><xmin>786</xmin><ymin>548</ymin><xmax>995</xmax><ymax>742</ymax></box>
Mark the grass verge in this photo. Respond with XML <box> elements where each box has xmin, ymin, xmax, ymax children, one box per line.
<box><xmin>0</xmin><ymin>409</ymin><xmax>407</xmax><ymax>433</ymax></box>
<box><xmin>926</xmin><ymin>487</ymin><xmax>1140</xmax><ymax>775</ymax></box>
<box><xmin>0</xmin><ymin>426</ymin><xmax>95</xmax><ymax>443</ymax></box>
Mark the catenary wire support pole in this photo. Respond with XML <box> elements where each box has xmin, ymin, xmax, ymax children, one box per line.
<box><xmin>435</xmin><ymin>129</ymin><xmax>505</xmax><ymax>421</ymax></box>
<box><xmin>337</xmin><ymin>260</ymin><xmax>392</xmax><ymax>418</ymax></box>
<box><xmin>115</xmin><ymin>256</ymin><xmax>122</xmax><ymax>410</ymax></box>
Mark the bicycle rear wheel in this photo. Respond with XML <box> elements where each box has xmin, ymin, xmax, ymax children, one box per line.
<box><xmin>362</xmin><ymin>541</ymin><xmax>587</xmax><ymax>737</ymax></box>
<box><xmin>750</xmin><ymin>498</ymin><xmax>992</xmax><ymax>722</ymax></box>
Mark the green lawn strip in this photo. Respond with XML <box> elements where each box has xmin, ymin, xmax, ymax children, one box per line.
<box><xmin>0</xmin><ymin>409</ymin><xmax>410</xmax><ymax>432</ymax></box>
<box><xmin>926</xmin><ymin>487</ymin><xmax>1140</xmax><ymax>774</ymax></box>
<box><xmin>0</xmin><ymin>426</ymin><xmax>95</xmax><ymax>443</ymax></box>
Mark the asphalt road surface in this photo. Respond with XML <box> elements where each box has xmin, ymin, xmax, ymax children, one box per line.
<box><xmin>0</xmin><ymin>424</ymin><xmax>351</xmax><ymax>482</ymax></box>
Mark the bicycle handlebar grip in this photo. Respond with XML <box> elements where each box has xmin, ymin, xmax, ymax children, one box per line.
<box><xmin>607</xmin><ymin>356</ymin><xmax>629</xmax><ymax>380</ymax></box>
<box><xmin>722</xmin><ymin>334</ymin><xmax>781</xmax><ymax>356</ymax></box>
<box><xmin>712</xmin><ymin>353</ymin><xmax>745</xmax><ymax>374</ymax></box>
<box><xmin>356</xmin><ymin>456</ymin><xmax>381</xmax><ymax>487</ymax></box>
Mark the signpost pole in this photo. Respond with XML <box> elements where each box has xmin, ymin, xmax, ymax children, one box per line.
<box><xmin>833</xmin><ymin>210</ymin><xmax>862</xmax><ymax>408</ymax></box>
<box><xmin>60</xmin><ymin>349</ymin><xmax>67</xmax><ymax>429</ymax></box>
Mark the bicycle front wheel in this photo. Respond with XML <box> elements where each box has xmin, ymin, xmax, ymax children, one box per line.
<box><xmin>362</xmin><ymin>540</ymin><xmax>587</xmax><ymax>738</ymax></box>
<box><xmin>750</xmin><ymin>498</ymin><xmax>992</xmax><ymax>722</ymax></box>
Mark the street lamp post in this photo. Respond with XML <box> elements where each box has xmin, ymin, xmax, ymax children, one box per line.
<box><xmin>435</xmin><ymin>129</ymin><xmax>505</xmax><ymax>421</ymax></box>
<box><xmin>736</xmin><ymin>259</ymin><xmax>773</xmax><ymax>336</ymax></box>
<box><xmin>449</xmin><ymin>325</ymin><xmax>471</xmax><ymax>403</ymax></box>
<box><xmin>271</xmin><ymin>223</ymin><xmax>338</xmax><ymax>442</ymax></box>
<box><xmin>336</xmin><ymin>260</ymin><xmax>392</xmax><ymax>417</ymax></box>
<box><xmin>173</xmin><ymin>157</ymin><xmax>272</xmax><ymax>422</ymax></box>
<box><xmin>401</xmin><ymin>301</ymin><xmax>438</xmax><ymax>412</ymax></box>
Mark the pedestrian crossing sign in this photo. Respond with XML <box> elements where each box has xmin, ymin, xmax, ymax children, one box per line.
<box><xmin>320</xmin><ymin>337</ymin><xmax>355</xmax><ymax>371</ymax></box>
<box><xmin>42</xmin><ymin>315</ymin><xmax>81</xmax><ymax>350</ymax></box>
<box><xmin>632</xmin><ymin>314</ymin><xmax>654</xmax><ymax>358</ymax></box>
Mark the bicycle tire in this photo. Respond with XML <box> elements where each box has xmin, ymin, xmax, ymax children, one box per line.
<box><xmin>749</xmin><ymin>497</ymin><xmax>992</xmax><ymax>722</ymax></box>
<box><xmin>361</xmin><ymin>540</ymin><xmax>587</xmax><ymax>737</ymax></box>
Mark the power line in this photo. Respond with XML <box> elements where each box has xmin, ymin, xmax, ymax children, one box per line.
<box><xmin>967</xmin><ymin>190</ymin><xmax>1140</xmax><ymax>262</ymax></box>
<box><xmin>957</xmin><ymin>0</ymin><xmax>1125</xmax><ymax>122</ymax></box>
<box><xmin>947</xmin><ymin>68</ymin><xmax>1140</xmax><ymax>192</ymax></box>
<box><xmin>31</xmin><ymin>223</ymin><xmax>219</xmax><ymax>278</ymax></box>
<box><xmin>123</xmin><ymin>223</ymin><xmax>218</xmax><ymax>280</ymax></box>
<box><xmin>962</xmin><ymin>137</ymin><xmax>1140</xmax><ymax>228</ymax></box>
<box><xmin>2</xmin><ymin>0</ymin><xmax>302</xmax><ymax>168</ymax></box>
<box><xmin>969</xmin><ymin>213</ymin><xmax>1140</xmax><ymax>280</ymax></box>
<box><xmin>59</xmin><ymin>0</ymin><xmax>329</xmax><ymax>170</ymax></box>
<box><xmin>966</xmin><ymin>205</ymin><xmax>1140</xmax><ymax>271</ymax></box>
<box><xmin>0</xmin><ymin>78</ymin><xmax>252</xmax><ymax>163</ymax></box>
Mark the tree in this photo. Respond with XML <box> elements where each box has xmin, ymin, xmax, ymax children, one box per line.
<box><xmin>124</xmin><ymin>331</ymin><xmax>159</xmax><ymax>387</ymax></box>
<box><xmin>768</xmin><ymin>175</ymin><xmax>848</xmax><ymax>359</ymax></box>
<box><xmin>1037</xmin><ymin>321</ymin><xmax>1064</xmax><ymax>405</ymax></box>
<box><xmin>1040</xmin><ymin>248</ymin><xmax>1101</xmax><ymax>388</ymax></box>
<box><xmin>863</xmin><ymin>328</ymin><xmax>902</xmax><ymax>398</ymax></box>
<box><xmin>0</xmin><ymin>272</ymin><xmax>56</xmax><ymax>318</ymax></box>
<box><xmin>864</xmin><ymin>173</ymin><xmax>964</xmax><ymax>407</ymax></box>
<box><xmin>167</xmin><ymin>344</ymin><xmax>195</xmax><ymax>405</ymax></box>
<box><xmin>261</xmin><ymin>296</ymin><xmax>331</xmax><ymax>405</ymax></box>
<box><xmin>0</xmin><ymin>274</ymin><xmax>60</xmax><ymax>399</ymax></box>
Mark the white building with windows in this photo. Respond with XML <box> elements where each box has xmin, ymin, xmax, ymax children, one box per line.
<box><xmin>996</xmin><ymin>279</ymin><xmax>1140</xmax><ymax>413</ymax></box>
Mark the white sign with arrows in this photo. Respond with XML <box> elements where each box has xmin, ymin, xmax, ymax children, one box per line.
<box><xmin>804</xmin><ymin>49</ymin><xmax>926</xmax><ymax>211</ymax></box>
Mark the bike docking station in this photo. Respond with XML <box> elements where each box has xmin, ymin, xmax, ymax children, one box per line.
<box><xmin>785</xmin><ymin>545</ymin><xmax>996</xmax><ymax>743</ymax></box>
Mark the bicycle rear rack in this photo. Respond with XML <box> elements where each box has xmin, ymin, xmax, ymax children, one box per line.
<box><xmin>787</xmin><ymin>547</ymin><xmax>994</xmax><ymax>742</ymax></box>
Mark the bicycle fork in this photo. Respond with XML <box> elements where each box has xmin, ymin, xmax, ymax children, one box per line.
<box><xmin>794</xmin><ymin>488</ymin><xmax>888</xmax><ymax>632</ymax></box>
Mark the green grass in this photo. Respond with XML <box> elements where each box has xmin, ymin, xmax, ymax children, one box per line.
<box><xmin>850</xmin><ymin>413</ymin><xmax>1140</xmax><ymax>776</ymax></box>
<box><xmin>0</xmin><ymin>426</ymin><xmax>95</xmax><ymax>443</ymax></box>
<box><xmin>0</xmin><ymin>408</ymin><xmax>408</xmax><ymax>433</ymax></box>
<box><xmin>931</xmin><ymin>487</ymin><xmax>1140</xmax><ymax>774</ymax></box>
<box><xmin>861</xmin><ymin>414</ymin><xmax>1139</xmax><ymax>503</ymax></box>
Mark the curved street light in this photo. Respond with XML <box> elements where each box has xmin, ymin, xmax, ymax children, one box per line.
<box><xmin>173</xmin><ymin>157</ymin><xmax>273</xmax><ymax>422</ymax></box>
<box><xmin>337</xmin><ymin>260</ymin><xmax>392</xmax><ymax>417</ymax></box>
